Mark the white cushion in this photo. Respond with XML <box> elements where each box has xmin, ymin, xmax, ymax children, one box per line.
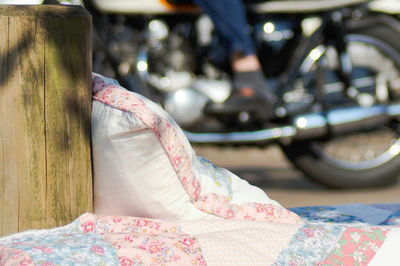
<box><xmin>91</xmin><ymin>73</ymin><xmax>301</xmax><ymax>223</ymax></box>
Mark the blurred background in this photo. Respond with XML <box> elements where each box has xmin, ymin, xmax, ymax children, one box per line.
<box><xmin>195</xmin><ymin>144</ymin><xmax>400</xmax><ymax>207</ymax></box>
<box><xmin>3</xmin><ymin>0</ymin><xmax>400</xmax><ymax>208</ymax></box>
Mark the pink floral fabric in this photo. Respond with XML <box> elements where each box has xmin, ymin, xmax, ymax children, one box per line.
<box><xmin>1</xmin><ymin>205</ymin><xmax>400</xmax><ymax>265</ymax></box>
<box><xmin>2</xmin><ymin>75</ymin><xmax>400</xmax><ymax>265</ymax></box>
<box><xmin>92</xmin><ymin>74</ymin><xmax>301</xmax><ymax>224</ymax></box>
<box><xmin>321</xmin><ymin>227</ymin><xmax>389</xmax><ymax>265</ymax></box>
<box><xmin>80</xmin><ymin>213</ymin><xmax>206</xmax><ymax>265</ymax></box>
<box><xmin>0</xmin><ymin>246</ymin><xmax>34</xmax><ymax>266</ymax></box>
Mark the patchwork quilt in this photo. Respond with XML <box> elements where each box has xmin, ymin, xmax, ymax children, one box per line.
<box><xmin>1</xmin><ymin>203</ymin><xmax>399</xmax><ymax>265</ymax></box>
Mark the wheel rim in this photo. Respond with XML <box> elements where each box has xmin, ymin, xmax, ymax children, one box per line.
<box><xmin>312</xmin><ymin>128</ymin><xmax>400</xmax><ymax>170</ymax></box>
<box><xmin>303</xmin><ymin>34</ymin><xmax>400</xmax><ymax>170</ymax></box>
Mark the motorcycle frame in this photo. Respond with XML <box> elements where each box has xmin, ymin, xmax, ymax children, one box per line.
<box><xmin>273</xmin><ymin>10</ymin><xmax>354</xmax><ymax>110</ymax></box>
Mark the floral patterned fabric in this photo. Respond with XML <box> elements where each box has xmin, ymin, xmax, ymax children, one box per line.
<box><xmin>289</xmin><ymin>206</ymin><xmax>364</xmax><ymax>224</ymax></box>
<box><xmin>79</xmin><ymin>214</ymin><xmax>206</xmax><ymax>266</ymax></box>
<box><xmin>1</xmin><ymin>204</ymin><xmax>400</xmax><ymax>265</ymax></box>
<box><xmin>273</xmin><ymin>224</ymin><xmax>347</xmax><ymax>265</ymax></box>
<box><xmin>2</xmin><ymin>74</ymin><xmax>399</xmax><ymax>265</ymax></box>
<box><xmin>321</xmin><ymin>227</ymin><xmax>388</xmax><ymax>266</ymax></box>
<box><xmin>0</xmin><ymin>219</ymin><xmax>119</xmax><ymax>266</ymax></box>
<box><xmin>193</xmin><ymin>156</ymin><xmax>234</xmax><ymax>200</ymax></box>
<box><xmin>92</xmin><ymin>73</ymin><xmax>301</xmax><ymax>224</ymax></box>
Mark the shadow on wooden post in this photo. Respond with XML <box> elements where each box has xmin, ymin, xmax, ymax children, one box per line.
<box><xmin>0</xmin><ymin>5</ymin><xmax>93</xmax><ymax>237</ymax></box>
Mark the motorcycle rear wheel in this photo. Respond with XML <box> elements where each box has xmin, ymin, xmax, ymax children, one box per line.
<box><xmin>281</xmin><ymin>17</ymin><xmax>400</xmax><ymax>188</ymax></box>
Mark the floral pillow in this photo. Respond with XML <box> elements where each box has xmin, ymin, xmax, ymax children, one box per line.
<box><xmin>91</xmin><ymin>73</ymin><xmax>301</xmax><ymax>223</ymax></box>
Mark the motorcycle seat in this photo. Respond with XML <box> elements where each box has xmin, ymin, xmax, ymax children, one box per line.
<box><xmin>168</xmin><ymin>0</ymin><xmax>370</xmax><ymax>14</ymax></box>
<box><xmin>250</xmin><ymin>0</ymin><xmax>371</xmax><ymax>13</ymax></box>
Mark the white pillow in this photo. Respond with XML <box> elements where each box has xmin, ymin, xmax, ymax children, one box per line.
<box><xmin>91</xmin><ymin>73</ymin><xmax>301</xmax><ymax>223</ymax></box>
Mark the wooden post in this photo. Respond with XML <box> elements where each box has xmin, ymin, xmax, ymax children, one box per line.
<box><xmin>0</xmin><ymin>5</ymin><xmax>92</xmax><ymax>237</ymax></box>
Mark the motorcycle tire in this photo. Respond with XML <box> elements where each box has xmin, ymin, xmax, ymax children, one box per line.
<box><xmin>281</xmin><ymin>16</ymin><xmax>400</xmax><ymax>188</ymax></box>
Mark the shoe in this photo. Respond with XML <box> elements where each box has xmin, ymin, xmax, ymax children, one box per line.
<box><xmin>206</xmin><ymin>70</ymin><xmax>276</xmax><ymax>119</ymax></box>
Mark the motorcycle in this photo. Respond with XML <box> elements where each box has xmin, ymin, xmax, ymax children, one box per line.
<box><xmin>83</xmin><ymin>0</ymin><xmax>400</xmax><ymax>188</ymax></box>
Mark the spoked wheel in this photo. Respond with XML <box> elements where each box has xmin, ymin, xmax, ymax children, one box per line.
<box><xmin>281</xmin><ymin>17</ymin><xmax>400</xmax><ymax>188</ymax></box>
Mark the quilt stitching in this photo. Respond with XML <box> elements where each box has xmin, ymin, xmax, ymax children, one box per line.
<box><xmin>1</xmin><ymin>206</ymin><xmax>400</xmax><ymax>265</ymax></box>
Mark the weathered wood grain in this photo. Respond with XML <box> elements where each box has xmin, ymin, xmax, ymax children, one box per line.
<box><xmin>11</xmin><ymin>15</ymin><xmax>47</xmax><ymax>234</ymax></box>
<box><xmin>0</xmin><ymin>15</ymin><xmax>7</xmax><ymax>237</ymax></box>
<box><xmin>0</xmin><ymin>5</ymin><xmax>92</xmax><ymax>236</ymax></box>
<box><xmin>0</xmin><ymin>14</ymin><xmax>20</xmax><ymax>237</ymax></box>
<box><xmin>44</xmin><ymin>10</ymin><xmax>93</xmax><ymax>228</ymax></box>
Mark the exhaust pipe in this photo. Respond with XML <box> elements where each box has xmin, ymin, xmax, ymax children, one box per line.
<box><xmin>184</xmin><ymin>125</ymin><xmax>297</xmax><ymax>143</ymax></box>
<box><xmin>184</xmin><ymin>103</ymin><xmax>400</xmax><ymax>144</ymax></box>
<box><xmin>293</xmin><ymin>104</ymin><xmax>390</xmax><ymax>139</ymax></box>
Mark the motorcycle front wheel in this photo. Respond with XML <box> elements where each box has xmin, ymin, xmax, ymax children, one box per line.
<box><xmin>281</xmin><ymin>16</ymin><xmax>400</xmax><ymax>188</ymax></box>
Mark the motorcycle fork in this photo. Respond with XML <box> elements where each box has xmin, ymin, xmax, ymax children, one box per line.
<box><xmin>277</xmin><ymin>13</ymin><xmax>329</xmax><ymax>101</ymax></box>
<box><xmin>273</xmin><ymin>11</ymin><xmax>354</xmax><ymax>113</ymax></box>
<box><xmin>326</xmin><ymin>11</ymin><xmax>354</xmax><ymax>99</ymax></box>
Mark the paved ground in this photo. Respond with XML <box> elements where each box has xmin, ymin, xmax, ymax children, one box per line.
<box><xmin>194</xmin><ymin>144</ymin><xmax>400</xmax><ymax>208</ymax></box>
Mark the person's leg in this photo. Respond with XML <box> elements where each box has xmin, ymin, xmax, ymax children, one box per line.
<box><xmin>192</xmin><ymin>0</ymin><xmax>255</xmax><ymax>57</ymax></box>
<box><xmin>193</xmin><ymin>0</ymin><xmax>275</xmax><ymax>116</ymax></box>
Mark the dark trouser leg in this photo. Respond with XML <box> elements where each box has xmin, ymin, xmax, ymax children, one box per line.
<box><xmin>192</xmin><ymin>0</ymin><xmax>256</xmax><ymax>56</ymax></box>
<box><xmin>193</xmin><ymin>0</ymin><xmax>275</xmax><ymax>118</ymax></box>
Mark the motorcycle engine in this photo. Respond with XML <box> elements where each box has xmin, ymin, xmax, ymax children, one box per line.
<box><xmin>143</xmin><ymin>18</ymin><xmax>231</xmax><ymax>127</ymax></box>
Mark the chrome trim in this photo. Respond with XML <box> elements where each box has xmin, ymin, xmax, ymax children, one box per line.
<box><xmin>250</xmin><ymin>0</ymin><xmax>369</xmax><ymax>14</ymax></box>
<box><xmin>184</xmin><ymin>103</ymin><xmax>400</xmax><ymax>143</ymax></box>
<box><xmin>184</xmin><ymin>126</ymin><xmax>296</xmax><ymax>143</ymax></box>
<box><xmin>317</xmin><ymin>139</ymin><xmax>400</xmax><ymax>170</ymax></box>
<box><xmin>369</xmin><ymin>0</ymin><xmax>400</xmax><ymax>15</ymax></box>
<box><xmin>136</xmin><ymin>46</ymin><xmax>150</xmax><ymax>82</ymax></box>
<box><xmin>294</xmin><ymin>105</ymin><xmax>390</xmax><ymax>139</ymax></box>
<box><xmin>387</xmin><ymin>103</ymin><xmax>400</xmax><ymax>117</ymax></box>
<box><xmin>299</xmin><ymin>45</ymin><xmax>327</xmax><ymax>75</ymax></box>
<box><xmin>327</xmin><ymin>105</ymin><xmax>386</xmax><ymax>126</ymax></box>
